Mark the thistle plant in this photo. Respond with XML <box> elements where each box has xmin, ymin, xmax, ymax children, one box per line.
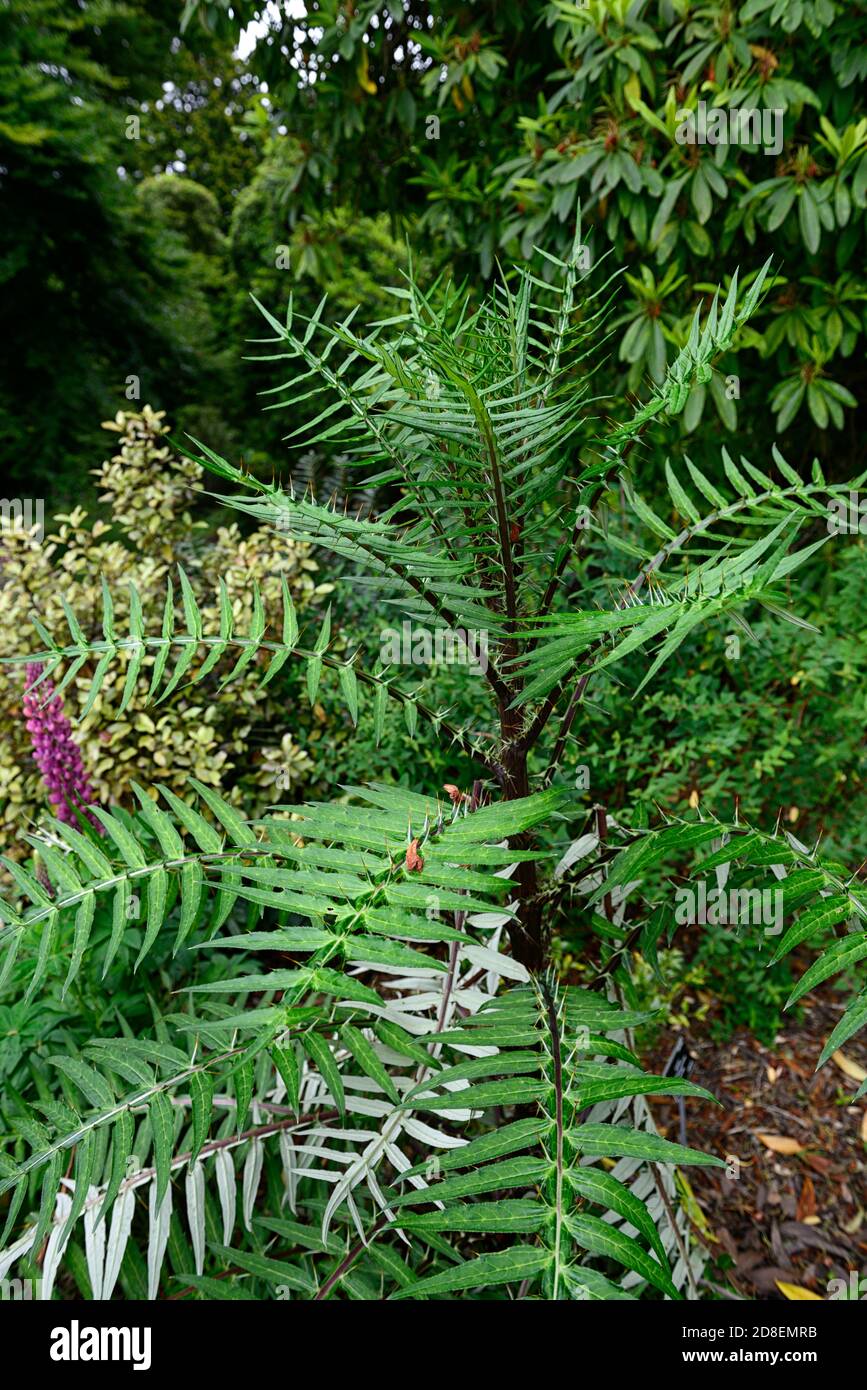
<box><xmin>0</xmin><ymin>233</ymin><xmax>863</xmax><ymax>1302</ymax></box>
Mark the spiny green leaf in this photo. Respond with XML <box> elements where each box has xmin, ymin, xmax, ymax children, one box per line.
<box><xmin>392</xmin><ymin>1156</ymin><xmax>550</xmax><ymax>1206</ymax></box>
<box><xmin>300</xmin><ymin>1033</ymin><xmax>345</xmax><ymax>1119</ymax></box>
<box><xmin>568</xmin><ymin>1166</ymin><xmax>668</xmax><ymax>1267</ymax></box>
<box><xmin>340</xmin><ymin>1024</ymin><xmax>400</xmax><ymax>1104</ymax></box>
<box><xmin>570</xmin><ymin>1124</ymin><xmax>725</xmax><ymax>1167</ymax></box>
<box><xmin>188</xmin><ymin>1071</ymin><xmax>214</xmax><ymax>1165</ymax></box>
<box><xmin>786</xmin><ymin>932</ymin><xmax>867</xmax><ymax>1008</ymax></box>
<box><xmin>391</xmin><ymin>1245</ymin><xmax>550</xmax><ymax>1299</ymax></box>
<box><xmin>566</xmin><ymin>1212</ymin><xmax>679</xmax><ymax>1300</ymax></box>
<box><xmin>399</xmin><ymin>1118</ymin><xmax>549</xmax><ymax>1181</ymax></box>
<box><xmin>816</xmin><ymin>991</ymin><xmax>867</xmax><ymax>1071</ymax></box>
<box><xmin>392</xmin><ymin>1199</ymin><xmax>545</xmax><ymax>1235</ymax></box>
<box><xmin>150</xmin><ymin>1091</ymin><xmax>176</xmax><ymax>1206</ymax></box>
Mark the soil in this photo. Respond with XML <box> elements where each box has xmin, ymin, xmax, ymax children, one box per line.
<box><xmin>645</xmin><ymin>985</ymin><xmax>867</xmax><ymax>1300</ymax></box>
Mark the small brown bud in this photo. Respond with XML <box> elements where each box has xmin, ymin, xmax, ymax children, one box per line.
<box><xmin>405</xmin><ymin>838</ymin><xmax>424</xmax><ymax>873</ymax></box>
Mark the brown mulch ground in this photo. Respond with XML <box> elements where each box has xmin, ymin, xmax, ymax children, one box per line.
<box><xmin>646</xmin><ymin>987</ymin><xmax>867</xmax><ymax>1300</ymax></box>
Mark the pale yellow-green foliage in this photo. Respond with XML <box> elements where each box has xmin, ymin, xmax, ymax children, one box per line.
<box><xmin>0</xmin><ymin>407</ymin><xmax>329</xmax><ymax>845</ymax></box>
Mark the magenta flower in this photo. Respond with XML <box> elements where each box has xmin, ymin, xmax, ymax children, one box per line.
<box><xmin>23</xmin><ymin>663</ymin><xmax>102</xmax><ymax>829</ymax></box>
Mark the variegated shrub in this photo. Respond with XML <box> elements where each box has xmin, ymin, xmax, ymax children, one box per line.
<box><xmin>0</xmin><ymin>407</ymin><xmax>325</xmax><ymax>845</ymax></box>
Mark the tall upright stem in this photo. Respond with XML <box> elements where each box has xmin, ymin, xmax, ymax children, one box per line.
<box><xmin>500</xmin><ymin>702</ymin><xmax>543</xmax><ymax>972</ymax></box>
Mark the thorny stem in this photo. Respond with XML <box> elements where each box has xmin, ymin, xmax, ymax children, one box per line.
<box><xmin>543</xmin><ymin>983</ymin><xmax>566</xmax><ymax>1300</ymax></box>
<box><xmin>596</xmin><ymin>806</ymin><xmax>614</xmax><ymax>922</ymax></box>
<box><xmin>313</xmin><ymin>1215</ymin><xmax>388</xmax><ymax>1301</ymax></box>
<box><xmin>22</xmin><ymin>632</ymin><xmax>502</xmax><ymax>780</ymax></box>
<box><xmin>499</xmin><ymin>723</ymin><xmax>543</xmax><ymax>970</ymax></box>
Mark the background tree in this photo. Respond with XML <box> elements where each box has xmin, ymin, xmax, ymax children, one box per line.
<box><xmin>179</xmin><ymin>0</ymin><xmax>866</xmax><ymax>479</ymax></box>
<box><xmin>0</xmin><ymin>0</ymin><xmax>241</xmax><ymax>496</ymax></box>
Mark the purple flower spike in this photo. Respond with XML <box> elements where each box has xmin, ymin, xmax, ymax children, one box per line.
<box><xmin>23</xmin><ymin>663</ymin><xmax>102</xmax><ymax>830</ymax></box>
